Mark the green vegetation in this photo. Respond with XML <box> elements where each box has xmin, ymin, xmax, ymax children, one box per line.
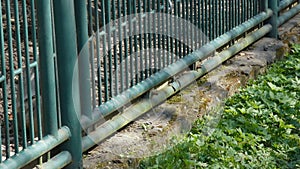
<box><xmin>139</xmin><ymin>45</ymin><xmax>300</xmax><ymax>169</ymax></box>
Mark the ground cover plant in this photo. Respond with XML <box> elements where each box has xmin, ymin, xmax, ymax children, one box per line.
<box><xmin>139</xmin><ymin>45</ymin><xmax>300</xmax><ymax>169</ymax></box>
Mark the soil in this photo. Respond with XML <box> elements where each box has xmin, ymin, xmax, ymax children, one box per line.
<box><xmin>82</xmin><ymin>12</ymin><xmax>300</xmax><ymax>169</ymax></box>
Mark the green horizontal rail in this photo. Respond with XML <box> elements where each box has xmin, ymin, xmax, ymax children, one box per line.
<box><xmin>278</xmin><ymin>3</ymin><xmax>300</xmax><ymax>26</ymax></box>
<box><xmin>82</xmin><ymin>24</ymin><xmax>272</xmax><ymax>152</ymax></box>
<box><xmin>0</xmin><ymin>127</ymin><xmax>70</xmax><ymax>169</ymax></box>
<box><xmin>36</xmin><ymin>151</ymin><xmax>72</xmax><ymax>169</ymax></box>
<box><xmin>80</xmin><ymin>9</ymin><xmax>273</xmax><ymax>130</ymax></box>
<box><xmin>279</xmin><ymin>0</ymin><xmax>298</xmax><ymax>11</ymax></box>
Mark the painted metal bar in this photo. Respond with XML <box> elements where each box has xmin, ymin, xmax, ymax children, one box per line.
<box><xmin>112</xmin><ymin>0</ymin><xmax>119</xmax><ymax>95</ymax></box>
<box><xmin>177</xmin><ymin>0</ymin><xmax>182</xmax><ymax>59</ymax></box>
<box><xmin>209</xmin><ymin>0</ymin><xmax>213</xmax><ymax>40</ymax></box>
<box><xmin>164</xmin><ymin>0</ymin><xmax>168</xmax><ymax>67</ymax></box>
<box><xmin>74</xmin><ymin>0</ymin><xmax>89</xmax><ymax>50</ymax></box>
<box><xmin>197</xmin><ymin>0</ymin><xmax>201</xmax><ymax>48</ymax></box>
<box><xmin>152</xmin><ymin>0</ymin><xmax>157</xmax><ymax>72</ymax></box>
<box><xmin>74</xmin><ymin>0</ymin><xmax>93</xmax><ymax>120</ymax></box>
<box><xmin>82</xmin><ymin>24</ymin><xmax>272</xmax><ymax>152</ymax></box>
<box><xmin>36</xmin><ymin>0</ymin><xmax>58</xmax><ymax>137</ymax></box>
<box><xmin>0</xmin><ymin>0</ymin><xmax>9</xmax><ymax>161</ymax></box>
<box><xmin>94</xmin><ymin>0</ymin><xmax>102</xmax><ymax>106</ymax></box>
<box><xmin>143</xmin><ymin>0</ymin><xmax>148</xmax><ymax>79</ymax></box>
<box><xmin>87</xmin><ymin>0</ymin><xmax>93</xmax><ymax>35</ymax></box>
<box><xmin>0</xmin><ymin>127</ymin><xmax>70</xmax><ymax>169</ymax></box>
<box><xmin>52</xmin><ymin>0</ymin><xmax>83</xmax><ymax>168</ymax></box>
<box><xmin>36</xmin><ymin>151</ymin><xmax>72</xmax><ymax>169</ymax></box>
<box><xmin>81</xmin><ymin>9</ymin><xmax>273</xmax><ymax>130</ymax></box>
<box><xmin>118</xmin><ymin>0</ymin><xmax>124</xmax><ymax>92</ymax></box>
<box><xmin>0</xmin><ymin>0</ymin><xmax>10</xmax><ymax>163</ymax></box>
<box><xmin>5</xmin><ymin>0</ymin><xmax>19</xmax><ymax>154</ymax></box>
<box><xmin>278</xmin><ymin>3</ymin><xmax>300</xmax><ymax>26</ymax></box>
<box><xmin>254</xmin><ymin>0</ymin><xmax>258</xmax><ymax>16</ymax></box>
<box><xmin>147</xmin><ymin>0</ymin><xmax>152</xmax><ymax>77</ymax></box>
<box><xmin>13</xmin><ymin>0</ymin><xmax>27</xmax><ymax>151</ymax></box>
<box><xmin>182</xmin><ymin>0</ymin><xmax>187</xmax><ymax>56</ymax></box>
<box><xmin>133</xmin><ymin>0</ymin><xmax>139</xmax><ymax>85</ymax></box>
<box><xmin>21</xmin><ymin>0</ymin><xmax>35</xmax><ymax>145</ymax></box>
<box><xmin>157</xmin><ymin>0</ymin><xmax>162</xmax><ymax>70</ymax></box>
<box><xmin>101</xmin><ymin>0</ymin><xmax>109</xmax><ymax>100</ymax></box>
<box><xmin>279</xmin><ymin>0</ymin><xmax>297</xmax><ymax>11</ymax></box>
<box><xmin>138</xmin><ymin>0</ymin><xmax>144</xmax><ymax>81</ymax></box>
<box><xmin>29</xmin><ymin>0</ymin><xmax>43</xmax><ymax>139</ymax></box>
<box><xmin>128</xmin><ymin>0</ymin><xmax>134</xmax><ymax>87</ymax></box>
<box><xmin>105</xmin><ymin>0</ymin><xmax>113</xmax><ymax>98</ymax></box>
<box><xmin>170</xmin><ymin>1</ymin><xmax>176</xmax><ymax>62</ymax></box>
<box><xmin>13</xmin><ymin>0</ymin><xmax>27</xmax><ymax>149</ymax></box>
<box><xmin>267</xmin><ymin>0</ymin><xmax>279</xmax><ymax>38</ymax></box>
<box><xmin>123</xmin><ymin>0</ymin><xmax>129</xmax><ymax>89</ymax></box>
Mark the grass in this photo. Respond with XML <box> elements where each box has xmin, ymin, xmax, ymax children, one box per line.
<box><xmin>138</xmin><ymin>45</ymin><xmax>300</xmax><ymax>169</ymax></box>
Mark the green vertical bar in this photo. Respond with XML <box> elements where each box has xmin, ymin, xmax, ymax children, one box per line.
<box><xmin>0</xmin><ymin>1</ymin><xmax>3</xmax><ymax>160</ymax></box>
<box><xmin>167</xmin><ymin>0</ymin><xmax>171</xmax><ymax>65</ymax></box>
<box><xmin>52</xmin><ymin>0</ymin><xmax>83</xmax><ymax>168</ymax></box>
<box><xmin>105</xmin><ymin>0</ymin><xmax>113</xmax><ymax>97</ymax></box>
<box><xmin>215</xmin><ymin>0</ymin><xmax>219</xmax><ymax>37</ymax></box>
<box><xmin>182</xmin><ymin>0</ymin><xmax>186</xmax><ymax>56</ymax></box>
<box><xmin>197</xmin><ymin>0</ymin><xmax>201</xmax><ymax>48</ymax></box>
<box><xmin>190</xmin><ymin>0</ymin><xmax>194</xmax><ymax>50</ymax></box>
<box><xmin>212</xmin><ymin>0</ymin><xmax>215</xmax><ymax>38</ymax></box>
<box><xmin>233</xmin><ymin>0</ymin><xmax>236</xmax><ymax>27</ymax></box>
<box><xmin>5</xmin><ymin>0</ymin><xmax>19</xmax><ymax>154</ymax></box>
<box><xmin>143</xmin><ymin>0</ymin><xmax>148</xmax><ymax>78</ymax></box>
<box><xmin>29</xmin><ymin>0</ymin><xmax>42</xmax><ymax>139</ymax></box>
<box><xmin>87</xmin><ymin>0</ymin><xmax>93</xmax><ymax>34</ymax></box>
<box><xmin>133</xmin><ymin>0</ymin><xmax>139</xmax><ymax>84</ymax></box>
<box><xmin>112</xmin><ymin>1</ymin><xmax>119</xmax><ymax>94</ymax></box>
<box><xmin>208</xmin><ymin>0</ymin><xmax>212</xmax><ymax>40</ymax></box>
<box><xmin>147</xmin><ymin>0</ymin><xmax>152</xmax><ymax>77</ymax></box>
<box><xmin>152</xmin><ymin>0</ymin><xmax>157</xmax><ymax>72</ymax></box>
<box><xmin>74</xmin><ymin>0</ymin><xmax>92</xmax><ymax>119</ymax></box>
<box><xmin>173</xmin><ymin>0</ymin><xmax>177</xmax><ymax>61</ymax></box>
<box><xmin>157</xmin><ymin>0</ymin><xmax>162</xmax><ymax>69</ymax></box>
<box><xmin>74</xmin><ymin>0</ymin><xmax>89</xmax><ymax>51</ymax></box>
<box><xmin>218</xmin><ymin>0</ymin><xmax>221</xmax><ymax>36</ymax></box>
<box><xmin>128</xmin><ymin>0</ymin><xmax>134</xmax><ymax>86</ymax></box>
<box><xmin>201</xmin><ymin>0</ymin><xmax>205</xmax><ymax>44</ymax></box>
<box><xmin>250</xmin><ymin>0</ymin><xmax>252</xmax><ymax>18</ymax></box>
<box><xmin>22</xmin><ymin>0</ymin><xmax>35</xmax><ymax>144</ymax></box>
<box><xmin>94</xmin><ymin>0</ymin><xmax>102</xmax><ymax>105</ymax></box>
<box><xmin>237</xmin><ymin>0</ymin><xmax>241</xmax><ymax>25</ymax></box>
<box><xmin>162</xmin><ymin>0</ymin><xmax>166</xmax><ymax>67</ymax></box>
<box><xmin>185</xmin><ymin>0</ymin><xmax>189</xmax><ymax>54</ymax></box>
<box><xmin>123</xmin><ymin>0</ymin><xmax>129</xmax><ymax>88</ymax></box>
<box><xmin>267</xmin><ymin>0</ymin><xmax>278</xmax><ymax>38</ymax></box>
<box><xmin>254</xmin><ymin>0</ymin><xmax>257</xmax><ymax>15</ymax></box>
<box><xmin>242</xmin><ymin>0</ymin><xmax>245</xmax><ymax>22</ymax></box>
<box><xmin>13</xmin><ymin>0</ymin><xmax>26</xmax><ymax>151</ymax></box>
<box><xmin>101</xmin><ymin>0</ymin><xmax>109</xmax><ymax>100</ymax></box>
<box><xmin>0</xmin><ymin>0</ymin><xmax>10</xmax><ymax>159</ymax></box>
<box><xmin>30</xmin><ymin>0</ymin><xmax>42</xmax><ymax>139</ymax></box>
<box><xmin>37</xmin><ymin>0</ymin><xmax>58</xmax><ymax>138</ymax></box>
<box><xmin>176</xmin><ymin>0</ymin><xmax>181</xmax><ymax>59</ymax></box>
<box><xmin>118</xmin><ymin>0</ymin><xmax>124</xmax><ymax>91</ymax></box>
<box><xmin>138</xmin><ymin>0</ymin><xmax>144</xmax><ymax>80</ymax></box>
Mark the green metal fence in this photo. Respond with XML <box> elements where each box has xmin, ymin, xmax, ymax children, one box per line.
<box><xmin>0</xmin><ymin>0</ymin><xmax>299</xmax><ymax>168</ymax></box>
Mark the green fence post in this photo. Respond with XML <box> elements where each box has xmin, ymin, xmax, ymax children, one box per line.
<box><xmin>267</xmin><ymin>0</ymin><xmax>278</xmax><ymax>38</ymax></box>
<box><xmin>74</xmin><ymin>0</ymin><xmax>92</xmax><ymax>121</ymax></box>
<box><xmin>74</xmin><ymin>0</ymin><xmax>89</xmax><ymax>50</ymax></box>
<box><xmin>36</xmin><ymin>0</ymin><xmax>58</xmax><ymax>137</ymax></box>
<box><xmin>52</xmin><ymin>0</ymin><xmax>83</xmax><ymax>168</ymax></box>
